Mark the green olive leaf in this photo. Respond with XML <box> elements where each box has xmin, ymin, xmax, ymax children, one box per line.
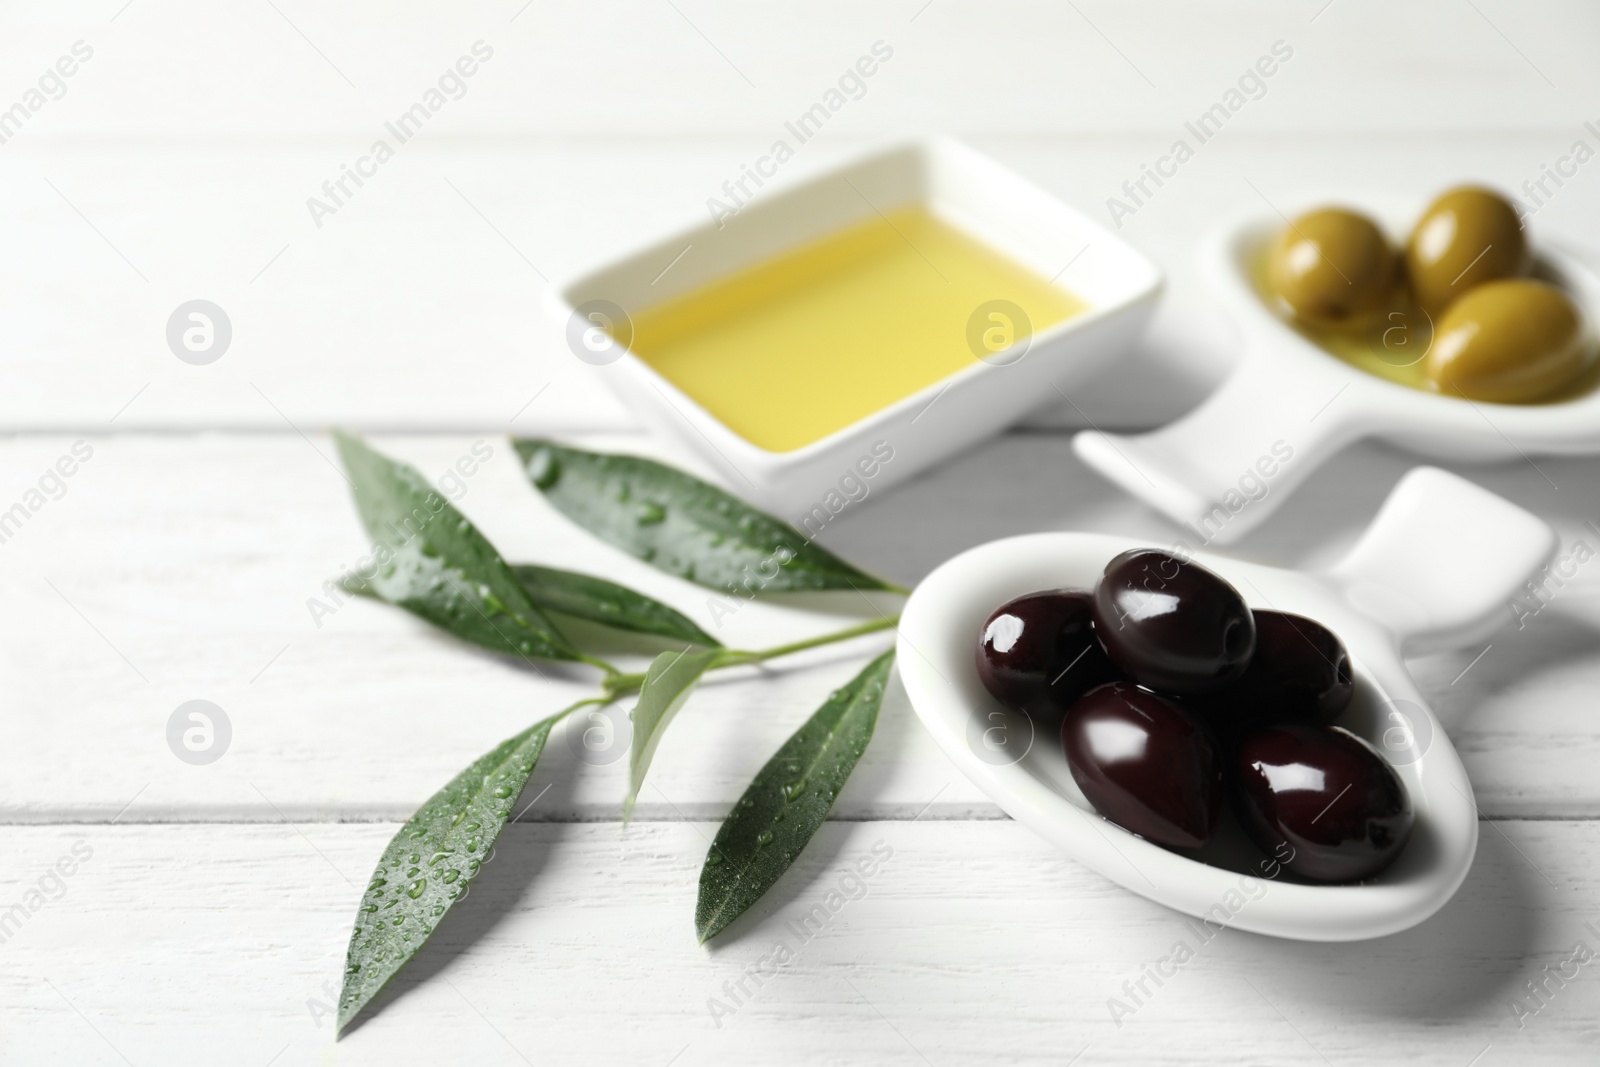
<box><xmin>626</xmin><ymin>647</ymin><xmax>725</xmax><ymax>817</ymax></box>
<box><xmin>695</xmin><ymin>649</ymin><xmax>894</xmax><ymax>943</ymax></box>
<box><xmin>510</xmin><ymin>564</ymin><xmax>722</xmax><ymax>648</ymax></box>
<box><xmin>334</xmin><ymin>431</ymin><xmax>581</xmax><ymax>664</ymax></box>
<box><xmin>342</xmin><ymin>562</ymin><xmax>721</xmax><ymax>650</ymax></box>
<box><xmin>511</xmin><ymin>438</ymin><xmax>903</xmax><ymax>594</ymax></box>
<box><xmin>338</xmin><ymin>706</ymin><xmax>572</xmax><ymax>1034</ymax></box>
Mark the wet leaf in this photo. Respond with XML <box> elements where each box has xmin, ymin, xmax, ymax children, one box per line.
<box><xmin>695</xmin><ymin>650</ymin><xmax>894</xmax><ymax>943</ymax></box>
<box><xmin>510</xmin><ymin>564</ymin><xmax>721</xmax><ymax>648</ymax></box>
<box><xmin>338</xmin><ymin>708</ymin><xmax>567</xmax><ymax>1033</ymax></box>
<box><xmin>512</xmin><ymin>439</ymin><xmax>900</xmax><ymax>594</ymax></box>
<box><xmin>334</xmin><ymin>431</ymin><xmax>579</xmax><ymax>663</ymax></box>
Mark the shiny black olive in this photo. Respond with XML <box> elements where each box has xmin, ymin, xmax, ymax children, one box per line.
<box><xmin>1246</xmin><ymin>610</ymin><xmax>1353</xmax><ymax>722</ymax></box>
<box><xmin>1091</xmin><ymin>549</ymin><xmax>1255</xmax><ymax>696</ymax></box>
<box><xmin>1195</xmin><ymin>610</ymin><xmax>1355</xmax><ymax>731</ymax></box>
<box><xmin>975</xmin><ymin>590</ymin><xmax>1120</xmax><ymax>723</ymax></box>
<box><xmin>1061</xmin><ymin>681</ymin><xmax>1222</xmax><ymax>849</ymax></box>
<box><xmin>1233</xmin><ymin>723</ymin><xmax>1413</xmax><ymax>883</ymax></box>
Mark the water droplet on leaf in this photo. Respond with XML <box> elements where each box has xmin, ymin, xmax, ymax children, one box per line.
<box><xmin>527</xmin><ymin>450</ymin><xmax>561</xmax><ymax>489</ymax></box>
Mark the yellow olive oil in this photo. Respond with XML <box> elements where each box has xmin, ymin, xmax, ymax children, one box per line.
<box><xmin>626</xmin><ymin>206</ymin><xmax>1089</xmax><ymax>452</ymax></box>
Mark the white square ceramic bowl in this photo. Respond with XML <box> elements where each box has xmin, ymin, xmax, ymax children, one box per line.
<box><xmin>548</xmin><ymin>137</ymin><xmax>1162</xmax><ymax>521</ymax></box>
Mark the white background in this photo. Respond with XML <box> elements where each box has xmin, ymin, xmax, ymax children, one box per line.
<box><xmin>2</xmin><ymin>1</ymin><xmax>1599</xmax><ymax>1064</ymax></box>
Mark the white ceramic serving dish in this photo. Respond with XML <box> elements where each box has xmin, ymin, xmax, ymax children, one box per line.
<box><xmin>897</xmin><ymin>467</ymin><xmax>1555</xmax><ymax>941</ymax></box>
<box><xmin>551</xmin><ymin>137</ymin><xmax>1162</xmax><ymax>519</ymax></box>
<box><xmin>1074</xmin><ymin>197</ymin><xmax>1600</xmax><ymax>543</ymax></box>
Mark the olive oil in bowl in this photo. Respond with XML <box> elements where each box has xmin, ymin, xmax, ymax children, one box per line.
<box><xmin>626</xmin><ymin>206</ymin><xmax>1089</xmax><ymax>452</ymax></box>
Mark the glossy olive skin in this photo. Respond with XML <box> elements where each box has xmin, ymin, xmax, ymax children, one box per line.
<box><xmin>976</xmin><ymin>590</ymin><xmax>1120</xmax><ymax>723</ymax></box>
<box><xmin>1405</xmin><ymin>186</ymin><xmax>1528</xmax><ymax>315</ymax></box>
<box><xmin>1267</xmin><ymin>207</ymin><xmax>1396</xmax><ymax>329</ymax></box>
<box><xmin>1091</xmin><ymin>549</ymin><xmax>1255</xmax><ymax>696</ymax></box>
<box><xmin>1199</xmin><ymin>610</ymin><xmax>1354</xmax><ymax>731</ymax></box>
<box><xmin>1426</xmin><ymin>278</ymin><xmax>1591</xmax><ymax>403</ymax></box>
<box><xmin>1062</xmin><ymin>682</ymin><xmax>1222</xmax><ymax>849</ymax></box>
<box><xmin>1233</xmin><ymin>724</ymin><xmax>1413</xmax><ymax>883</ymax></box>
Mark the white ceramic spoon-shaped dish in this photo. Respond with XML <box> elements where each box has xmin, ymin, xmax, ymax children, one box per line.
<box><xmin>1074</xmin><ymin>199</ymin><xmax>1600</xmax><ymax>543</ymax></box>
<box><xmin>897</xmin><ymin>467</ymin><xmax>1554</xmax><ymax>941</ymax></box>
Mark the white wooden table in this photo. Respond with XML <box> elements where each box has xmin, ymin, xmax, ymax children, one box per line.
<box><xmin>4</xmin><ymin>2</ymin><xmax>1600</xmax><ymax>1063</ymax></box>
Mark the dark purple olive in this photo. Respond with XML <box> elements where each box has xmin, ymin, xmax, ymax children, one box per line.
<box><xmin>976</xmin><ymin>590</ymin><xmax>1120</xmax><ymax>723</ymax></box>
<box><xmin>1091</xmin><ymin>549</ymin><xmax>1255</xmax><ymax>696</ymax></box>
<box><xmin>1245</xmin><ymin>611</ymin><xmax>1353</xmax><ymax>723</ymax></box>
<box><xmin>1194</xmin><ymin>611</ymin><xmax>1355</xmax><ymax>731</ymax></box>
<box><xmin>1233</xmin><ymin>724</ymin><xmax>1413</xmax><ymax>883</ymax></box>
<box><xmin>1061</xmin><ymin>682</ymin><xmax>1222</xmax><ymax>849</ymax></box>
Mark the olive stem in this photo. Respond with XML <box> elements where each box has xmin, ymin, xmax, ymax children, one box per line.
<box><xmin>602</xmin><ymin>672</ymin><xmax>646</xmax><ymax>697</ymax></box>
<box><xmin>717</xmin><ymin>614</ymin><xmax>901</xmax><ymax>667</ymax></box>
<box><xmin>553</xmin><ymin>694</ymin><xmax>613</xmax><ymax>719</ymax></box>
<box><xmin>577</xmin><ymin>652</ymin><xmax>621</xmax><ymax>676</ymax></box>
<box><xmin>599</xmin><ymin>614</ymin><xmax>901</xmax><ymax>698</ymax></box>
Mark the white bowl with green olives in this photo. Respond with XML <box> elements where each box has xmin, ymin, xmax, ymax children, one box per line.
<box><xmin>1075</xmin><ymin>185</ymin><xmax>1600</xmax><ymax>543</ymax></box>
<box><xmin>898</xmin><ymin>468</ymin><xmax>1556</xmax><ymax>940</ymax></box>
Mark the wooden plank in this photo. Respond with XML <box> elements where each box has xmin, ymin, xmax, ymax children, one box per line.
<box><xmin>2</xmin><ymin>432</ymin><xmax>1598</xmax><ymax>821</ymax></box>
<box><xmin>1</xmin><ymin>818</ymin><xmax>1594</xmax><ymax>1065</ymax></box>
<box><xmin>4</xmin><ymin>1</ymin><xmax>1593</xmax><ymax>138</ymax></box>
<box><xmin>5</xmin><ymin>131</ymin><xmax>1599</xmax><ymax>431</ymax></box>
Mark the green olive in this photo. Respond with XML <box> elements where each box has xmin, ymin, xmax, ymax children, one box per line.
<box><xmin>1266</xmin><ymin>207</ymin><xmax>1395</xmax><ymax>330</ymax></box>
<box><xmin>1426</xmin><ymin>279</ymin><xmax>1590</xmax><ymax>403</ymax></box>
<box><xmin>1404</xmin><ymin>186</ymin><xmax>1528</xmax><ymax>315</ymax></box>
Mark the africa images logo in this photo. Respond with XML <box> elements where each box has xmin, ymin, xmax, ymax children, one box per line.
<box><xmin>305</xmin><ymin>41</ymin><xmax>495</xmax><ymax>228</ymax></box>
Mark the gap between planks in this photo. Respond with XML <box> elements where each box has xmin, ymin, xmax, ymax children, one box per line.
<box><xmin>0</xmin><ymin>813</ymin><xmax>1585</xmax><ymax>826</ymax></box>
